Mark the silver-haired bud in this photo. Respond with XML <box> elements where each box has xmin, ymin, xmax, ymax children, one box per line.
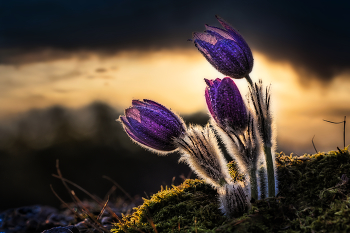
<box><xmin>248</xmin><ymin>79</ymin><xmax>277</xmax><ymax>197</ymax></box>
<box><xmin>218</xmin><ymin>183</ymin><xmax>250</xmax><ymax>218</ymax></box>
<box><xmin>175</xmin><ymin>124</ymin><xmax>232</xmax><ymax>188</ymax></box>
<box><xmin>213</xmin><ymin>112</ymin><xmax>262</xmax><ymax>201</ymax></box>
<box><xmin>248</xmin><ymin>79</ymin><xmax>274</xmax><ymax>147</ymax></box>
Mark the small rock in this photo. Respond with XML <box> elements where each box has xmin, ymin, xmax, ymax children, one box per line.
<box><xmin>100</xmin><ymin>216</ymin><xmax>112</xmax><ymax>225</ymax></box>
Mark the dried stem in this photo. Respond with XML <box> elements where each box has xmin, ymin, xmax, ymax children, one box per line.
<box><xmin>52</xmin><ymin>161</ymin><xmax>123</xmax><ymax>225</ymax></box>
<box><xmin>312</xmin><ymin>135</ymin><xmax>318</xmax><ymax>153</ymax></box>
<box><xmin>71</xmin><ymin>190</ymin><xmax>107</xmax><ymax>233</ymax></box>
<box><xmin>102</xmin><ymin>175</ymin><xmax>134</xmax><ymax>203</ymax></box>
<box><xmin>50</xmin><ymin>185</ymin><xmax>83</xmax><ymax>219</ymax></box>
<box><xmin>323</xmin><ymin>116</ymin><xmax>347</xmax><ymax>148</ymax></box>
<box><xmin>97</xmin><ymin>197</ymin><xmax>109</xmax><ymax>221</ymax></box>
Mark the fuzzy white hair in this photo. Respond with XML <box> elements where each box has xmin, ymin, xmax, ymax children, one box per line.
<box><xmin>175</xmin><ymin>124</ymin><xmax>232</xmax><ymax>188</ymax></box>
<box><xmin>217</xmin><ymin>183</ymin><xmax>250</xmax><ymax>218</ymax></box>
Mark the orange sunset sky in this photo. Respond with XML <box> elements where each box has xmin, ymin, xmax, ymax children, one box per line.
<box><xmin>1</xmin><ymin>0</ymin><xmax>349</xmax><ymax>156</ymax></box>
<box><xmin>1</xmin><ymin>48</ymin><xmax>350</xmax><ymax>155</ymax></box>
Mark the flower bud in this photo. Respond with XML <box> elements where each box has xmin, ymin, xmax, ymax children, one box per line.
<box><xmin>119</xmin><ymin>99</ymin><xmax>186</xmax><ymax>153</ymax></box>
<box><xmin>205</xmin><ymin>77</ymin><xmax>248</xmax><ymax>131</ymax></box>
<box><xmin>218</xmin><ymin>183</ymin><xmax>249</xmax><ymax>218</ymax></box>
<box><xmin>192</xmin><ymin>15</ymin><xmax>253</xmax><ymax>79</ymax></box>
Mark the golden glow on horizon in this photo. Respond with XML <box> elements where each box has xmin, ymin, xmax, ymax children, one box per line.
<box><xmin>0</xmin><ymin>49</ymin><xmax>218</xmax><ymax>115</ymax></box>
<box><xmin>0</xmin><ymin>48</ymin><xmax>349</xmax><ymax>154</ymax></box>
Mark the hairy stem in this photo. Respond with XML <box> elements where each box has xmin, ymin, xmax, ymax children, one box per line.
<box><xmin>264</xmin><ymin>146</ymin><xmax>275</xmax><ymax>197</ymax></box>
<box><xmin>249</xmin><ymin>165</ymin><xmax>258</xmax><ymax>201</ymax></box>
<box><xmin>245</xmin><ymin>74</ymin><xmax>253</xmax><ymax>87</ymax></box>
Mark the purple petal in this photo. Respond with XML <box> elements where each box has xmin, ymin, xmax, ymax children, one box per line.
<box><xmin>142</xmin><ymin>99</ymin><xmax>174</xmax><ymax>116</ymax></box>
<box><xmin>205</xmin><ymin>24</ymin><xmax>235</xmax><ymax>41</ymax></box>
<box><xmin>136</xmin><ymin>107</ymin><xmax>183</xmax><ymax>136</ymax></box>
<box><xmin>212</xmin><ymin>78</ymin><xmax>222</xmax><ymax>88</ymax></box>
<box><xmin>119</xmin><ymin>116</ymin><xmax>132</xmax><ymax>130</ymax></box>
<box><xmin>195</xmin><ymin>39</ymin><xmax>249</xmax><ymax>79</ymax></box>
<box><xmin>205</xmin><ymin>78</ymin><xmax>223</xmax><ymax>122</ymax></box>
<box><xmin>192</xmin><ymin>32</ymin><xmax>218</xmax><ymax>45</ymax></box>
<box><xmin>215</xmin><ymin>15</ymin><xmax>245</xmax><ymax>44</ymax></box>
<box><xmin>124</xmin><ymin>126</ymin><xmax>154</xmax><ymax>149</ymax></box>
<box><xmin>205</xmin><ymin>87</ymin><xmax>215</xmax><ymax>120</ymax></box>
<box><xmin>131</xmin><ymin>100</ymin><xmax>148</xmax><ymax>108</ymax></box>
<box><xmin>194</xmin><ymin>39</ymin><xmax>220</xmax><ymax>70</ymax></box>
<box><xmin>204</xmin><ymin>78</ymin><xmax>214</xmax><ymax>87</ymax></box>
<box><xmin>142</xmin><ymin>100</ymin><xmax>185</xmax><ymax>131</ymax></box>
<box><xmin>221</xmin><ymin>43</ymin><xmax>249</xmax><ymax>77</ymax></box>
<box><xmin>130</xmin><ymin>100</ymin><xmax>184</xmax><ymax>132</ymax></box>
<box><xmin>142</xmin><ymin>99</ymin><xmax>169</xmax><ymax>112</ymax></box>
<box><xmin>125</xmin><ymin>107</ymin><xmax>141</xmax><ymax>122</ymax></box>
<box><xmin>120</xmin><ymin>116</ymin><xmax>168</xmax><ymax>150</ymax></box>
<box><xmin>211</xmin><ymin>40</ymin><xmax>249</xmax><ymax>78</ymax></box>
<box><xmin>126</xmin><ymin>116</ymin><xmax>177</xmax><ymax>151</ymax></box>
<box><xmin>216</xmin><ymin>78</ymin><xmax>247</xmax><ymax>130</ymax></box>
<box><xmin>215</xmin><ymin>15</ymin><xmax>254</xmax><ymax>70</ymax></box>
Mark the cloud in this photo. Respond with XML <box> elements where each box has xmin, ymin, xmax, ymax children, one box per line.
<box><xmin>95</xmin><ymin>68</ymin><xmax>107</xmax><ymax>73</ymax></box>
<box><xmin>48</xmin><ymin>70</ymin><xmax>81</xmax><ymax>81</ymax></box>
<box><xmin>1</xmin><ymin>0</ymin><xmax>349</xmax><ymax>84</ymax></box>
<box><xmin>53</xmin><ymin>88</ymin><xmax>77</xmax><ymax>93</ymax></box>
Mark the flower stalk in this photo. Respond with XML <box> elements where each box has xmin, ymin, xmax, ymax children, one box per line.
<box><xmin>249</xmin><ymin>163</ymin><xmax>258</xmax><ymax>201</ymax></box>
<box><xmin>245</xmin><ymin>74</ymin><xmax>253</xmax><ymax>87</ymax></box>
<box><xmin>219</xmin><ymin>114</ymin><xmax>261</xmax><ymax>201</ymax></box>
<box><xmin>248</xmin><ymin>80</ymin><xmax>276</xmax><ymax>197</ymax></box>
<box><xmin>264</xmin><ymin>145</ymin><xmax>275</xmax><ymax>197</ymax></box>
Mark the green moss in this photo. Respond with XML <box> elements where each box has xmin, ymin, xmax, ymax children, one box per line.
<box><xmin>227</xmin><ymin>160</ymin><xmax>246</xmax><ymax>183</ymax></box>
<box><xmin>112</xmin><ymin>147</ymin><xmax>350</xmax><ymax>232</ymax></box>
<box><xmin>112</xmin><ymin>179</ymin><xmax>227</xmax><ymax>232</ymax></box>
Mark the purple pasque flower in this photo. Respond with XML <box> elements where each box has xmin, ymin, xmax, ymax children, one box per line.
<box><xmin>192</xmin><ymin>15</ymin><xmax>253</xmax><ymax>79</ymax></box>
<box><xmin>205</xmin><ymin>77</ymin><xmax>248</xmax><ymax>131</ymax></box>
<box><xmin>119</xmin><ymin>99</ymin><xmax>186</xmax><ymax>153</ymax></box>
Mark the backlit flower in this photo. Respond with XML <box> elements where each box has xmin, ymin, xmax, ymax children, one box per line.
<box><xmin>205</xmin><ymin>77</ymin><xmax>248</xmax><ymax>131</ymax></box>
<box><xmin>119</xmin><ymin>99</ymin><xmax>186</xmax><ymax>153</ymax></box>
<box><xmin>192</xmin><ymin>15</ymin><xmax>253</xmax><ymax>79</ymax></box>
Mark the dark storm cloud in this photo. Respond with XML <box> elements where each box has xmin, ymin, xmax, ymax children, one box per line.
<box><xmin>1</xmin><ymin>0</ymin><xmax>349</xmax><ymax>82</ymax></box>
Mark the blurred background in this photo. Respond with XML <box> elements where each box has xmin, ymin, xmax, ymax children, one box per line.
<box><xmin>0</xmin><ymin>0</ymin><xmax>350</xmax><ymax>210</ymax></box>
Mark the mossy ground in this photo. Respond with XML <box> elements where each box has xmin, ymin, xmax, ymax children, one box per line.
<box><xmin>112</xmin><ymin>147</ymin><xmax>350</xmax><ymax>232</ymax></box>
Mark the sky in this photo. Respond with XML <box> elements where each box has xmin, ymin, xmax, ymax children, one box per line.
<box><xmin>1</xmin><ymin>0</ymin><xmax>350</xmax><ymax>155</ymax></box>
